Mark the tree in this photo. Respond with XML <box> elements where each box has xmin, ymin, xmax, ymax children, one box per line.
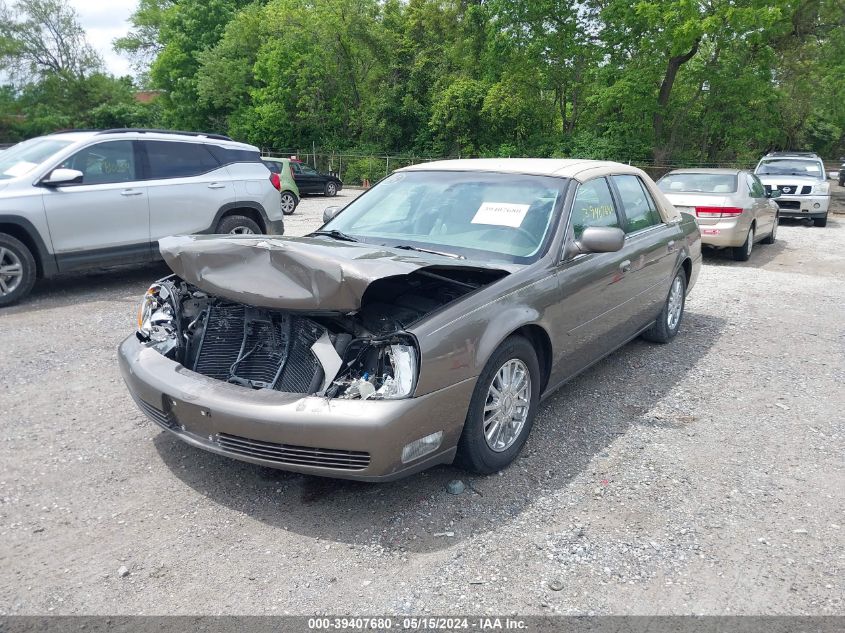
<box><xmin>0</xmin><ymin>0</ymin><xmax>101</xmax><ymax>82</ymax></box>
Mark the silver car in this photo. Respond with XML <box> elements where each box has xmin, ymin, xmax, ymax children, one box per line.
<box><xmin>658</xmin><ymin>168</ymin><xmax>779</xmax><ymax>261</ymax></box>
<box><xmin>0</xmin><ymin>129</ymin><xmax>283</xmax><ymax>306</ymax></box>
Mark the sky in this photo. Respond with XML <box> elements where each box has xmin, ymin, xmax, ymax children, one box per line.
<box><xmin>68</xmin><ymin>0</ymin><xmax>138</xmax><ymax>77</ymax></box>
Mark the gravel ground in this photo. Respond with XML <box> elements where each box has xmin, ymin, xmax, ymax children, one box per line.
<box><xmin>0</xmin><ymin>187</ymin><xmax>843</xmax><ymax>616</ymax></box>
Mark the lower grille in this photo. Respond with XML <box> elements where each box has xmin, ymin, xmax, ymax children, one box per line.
<box><xmin>777</xmin><ymin>200</ymin><xmax>801</xmax><ymax>210</ymax></box>
<box><xmin>193</xmin><ymin>303</ymin><xmax>324</xmax><ymax>393</ymax></box>
<box><xmin>216</xmin><ymin>433</ymin><xmax>370</xmax><ymax>470</ymax></box>
<box><xmin>131</xmin><ymin>393</ymin><xmax>175</xmax><ymax>429</ymax></box>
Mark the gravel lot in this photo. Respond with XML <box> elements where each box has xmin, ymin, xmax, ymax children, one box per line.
<box><xmin>1</xmin><ymin>187</ymin><xmax>843</xmax><ymax>616</ymax></box>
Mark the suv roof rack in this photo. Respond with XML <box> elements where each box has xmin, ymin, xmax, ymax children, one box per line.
<box><xmin>95</xmin><ymin>128</ymin><xmax>234</xmax><ymax>142</ymax></box>
<box><xmin>765</xmin><ymin>151</ymin><xmax>819</xmax><ymax>158</ymax></box>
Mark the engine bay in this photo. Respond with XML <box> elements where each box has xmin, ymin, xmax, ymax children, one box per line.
<box><xmin>137</xmin><ymin>267</ymin><xmax>506</xmax><ymax>399</ymax></box>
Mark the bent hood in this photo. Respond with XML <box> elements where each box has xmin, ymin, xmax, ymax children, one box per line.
<box><xmin>159</xmin><ymin>235</ymin><xmax>511</xmax><ymax>312</ymax></box>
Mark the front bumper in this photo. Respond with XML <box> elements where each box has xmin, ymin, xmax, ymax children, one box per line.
<box><xmin>118</xmin><ymin>336</ymin><xmax>474</xmax><ymax>481</ymax></box>
<box><xmin>775</xmin><ymin>194</ymin><xmax>829</xmax><ymax>218</ymax></box>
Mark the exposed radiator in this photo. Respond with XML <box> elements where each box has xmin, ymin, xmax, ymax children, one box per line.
<box><xmin>193</xmin><ymin>303</ymin><xmax>324</xmax><ymax>393</ymax></box>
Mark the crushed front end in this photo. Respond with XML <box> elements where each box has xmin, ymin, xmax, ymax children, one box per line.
<box><xmin>120</xmin><ymin>264</ymin><xmax>504</xmax><ymax>480</ymax></box>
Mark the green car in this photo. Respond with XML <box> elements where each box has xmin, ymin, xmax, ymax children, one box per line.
<box><xmin>262</xmin><ymin>156</ymin><xmax>300</xmax><ymax>215</ymax></box>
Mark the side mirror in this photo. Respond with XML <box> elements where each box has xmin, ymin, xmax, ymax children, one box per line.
<box><xmin>576</xmin><ymin>226</ymin><xmax>625</xmax><ymax>254</ymax></box>
<box><xmin>322</xmin><ymin>206</ymin><xmax>341</xmax><ymax>223</ymax></box>
<box><xmin>768</xmin><ymin>189</ymin><xmax>782</xmax><ymax>199</ymax></box>
<box><xmin>42</xmin><ymin>168</ymin><xmax>83</xmax><ymax>187</ymax></box>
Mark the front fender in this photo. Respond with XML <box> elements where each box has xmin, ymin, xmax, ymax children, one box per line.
<box><xmin>411</xmin><ymin>274</ymin><xmax>556</xmax><ymax>396</ymax></box>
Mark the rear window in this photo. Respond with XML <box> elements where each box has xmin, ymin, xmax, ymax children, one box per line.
<box><xmin>658</xmin><ymin>173</ymin><xmax>738</xmax><ymax>194</ymax></box>
<box><xmin>143</xmin><ymin>141</ymin><xmax>220</xmax><ymax>179</ymax></box>
<box><xmin>208</xmin><ymin>145</ymin><xmax>262</xmax><ymax>165</ymax></box>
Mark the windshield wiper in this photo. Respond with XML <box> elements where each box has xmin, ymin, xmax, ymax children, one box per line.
<box><xmin>393</xmin><ymin>244</ymin><xmax>465</xmax><ymax>259</ymax></box>
<box><xmin>308</xmin><ymin>230</ymin><xmax>359</xmax><ymax>242</ymax></box>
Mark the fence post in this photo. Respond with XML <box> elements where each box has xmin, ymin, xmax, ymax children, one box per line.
<box><xmin>386</xmin><ymin>155</ymin><xmax>390</xmax><ymax>178</ymax></box>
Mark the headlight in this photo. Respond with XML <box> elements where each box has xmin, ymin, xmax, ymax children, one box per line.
<box><xmin>332</xmin><ymin>338</ymin><xmax>419</xmax><ymax>400</ymax></box>
<box><xmin>812</xmin><ymin>182</ymin><xmax>830</xmax><ymax>195</ymax></box>
<box><xmin>377</xmin><ymin>344</ymin><xmax>418</xmax><ymax>399</ymax></box>
<box><xmin>136</xmin><ymin>283</ymin><xmax>175</xmax><ymax>342</ymax></box>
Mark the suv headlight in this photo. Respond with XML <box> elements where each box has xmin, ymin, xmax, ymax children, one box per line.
<box><xmin>137</xmin><ymin>283</ymin><xmax>175</xmax><ymax>342</ymax></box>
<box><xmin>812</xmin><ymin>182</ymin><xmax>830</xmax><ymax>195</ymax></box>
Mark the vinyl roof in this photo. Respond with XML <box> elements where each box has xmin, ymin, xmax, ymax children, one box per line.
<box><xmin>399</xmin><ymin>158</ymin><xmax>645</xmax><ymax>181</ymax></box>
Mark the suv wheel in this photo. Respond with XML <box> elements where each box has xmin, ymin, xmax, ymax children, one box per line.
<box><xmin>280</xmin><ymin>192</ymin><xmax>297</xmax><ymax>215</ymax></box>
<box><xmin>813</xmin><ymin>214</ymin><xmax>828</xmax><ymax>228</ymax></box>
<box><xmin>0</xmin><ymin>233</ymin><xmax>37</xmax><ymax>307</ymax></box>
<box><xmin>216</xmin><ymin>215</ymin><xmax>262</xmax><ymax>235</ymax></box>
<box><xmin>325</xmin><ymin>181</ymin><xmax>337</xmax><ymax>197</ymax></box>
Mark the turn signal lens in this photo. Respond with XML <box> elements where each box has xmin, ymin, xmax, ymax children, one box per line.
<box><xmin>401</xmin><ymin>431</ymin><xmax>443</xmax><ymax>464</ymax></box>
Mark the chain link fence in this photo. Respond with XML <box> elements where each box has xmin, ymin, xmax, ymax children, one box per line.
<box><xmin>260</xmin><ymin>147</ymin><xmax>840</xmax><ymax>186</ymax></box>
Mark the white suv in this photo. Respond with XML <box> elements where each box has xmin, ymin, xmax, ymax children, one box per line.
<box><xmin>0</xmin><ymin>129</ymin><xmax>283</xmax><ymax>305</ymax></box>
<box><xmin>754</xmin><ymin>151</ymin><xmax>831</xmax><ymax>227</ymax></box>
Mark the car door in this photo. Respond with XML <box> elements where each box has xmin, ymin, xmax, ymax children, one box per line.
<box><xmin>546</xmin><ymin>177</ymin><xmax>642</xmax><ymax>386</ymax></box>
<box><xmin>747</xmin><ymin>173</ymin><xmax>774</xmax><ymax>234</ymax></box>
<box><xmin>41</xmin><ymin>139</ymin><xmax>151</xmax><ymax>270</ymax></box>
<box><xmin>142</xmin><ymin>140</ymin><xmax>235</xmax><ymax>241</ymax></box>
<box><xmin>293</xmin><ymin>162</ymin><xmax>322</xmax><ymax>193</ymax></box>
<box><xmin>609</xmin><ymin>174</ymin><xmax>682</xmax><ymax>330</ymax></box>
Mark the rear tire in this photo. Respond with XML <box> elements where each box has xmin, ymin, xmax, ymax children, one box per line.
<box><xmin>0</xmin><ymin>233</ymin><xmax>37</xmax><ymax>307</ymax></box>
<box><xmin>732</xmin><ymin>226</ymin><xmax>754</xmax><ymax>261</ymax></box>
<box><xmin>813</xmin><ymin>214</ymin><xmax>828</xmax><ymax>228</ymax></box>
<box><xmin>216</xmin><ymin>215</ymin><xmax>262</xmax><ymax>235</ymax></box>
<box><xmin>642</xmin><ymin>270</ymin><xmax>686</xmax><ymax>344</ymax></box>
<box><xmin>280</xmin><ymin>191</ymin><xmax>298</xmax><ymax>215</ymax></box>
<box><xmin>761</xmin><ymin>215</ymin><xmax>778</xmax><ymax>244</ymax></box>
<box><xmin>455</xmin><ymin>335</ymin><xmax>540</xmax><ymax>475</ymax></box>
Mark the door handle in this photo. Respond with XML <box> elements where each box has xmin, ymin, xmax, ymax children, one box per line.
<box><xmin>120</xmin><ymin>189</ymin><xmax>143</xmax><ymax>196</ymax></box>
<box><xmin>619</xmin><ymin>260</ymin><xmax>632</xmax><ymax>273</ymax></box>
<box><xmin>667</xmin><ymin>240</ymin><xmax>676</xmax><ymax>252</ymax></box>
<box><xmin>208</xmin><ymin>183</ymin><xmax>226</xmax><ymax>189</ymax></box>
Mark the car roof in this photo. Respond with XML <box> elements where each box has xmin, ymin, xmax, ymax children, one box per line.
<box><xmin>663</xmin><ymin>168</ymin><xmax>743</xmax><ymax>176</ymax></box>
<box><xmin>399</xmin><ymin>158</ymin><xmax>647</xmax><ymax>182</ymax></box>
<box><xmin>44</xmin><ymin>129</ymin><xmax>258</xmax><ymax>151</ymax></box>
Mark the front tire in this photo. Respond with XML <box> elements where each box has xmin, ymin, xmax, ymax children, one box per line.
<box><xmin>216</xmin><ymin>214</ymin><xmax>262</xmax><ymax>235</ymax></box>
<box><xmin>761</xmin><ymin>215</ymin><xmax>778</xmax><ymax>244</ymax></box>
<box><xmin>732</xmin><ymin>225</ymin><xmax>754</xmax><ymax>261</ymax></box>
<box><xmin>642</xmin><ymin>270</ymin><xmax>686</xmax><ymax>344</ymax></box>
<box><xmin>0</xmin><ymin>233</ymin><xmax>37</xmax><ymax>307</ymax></box>
<box><xmin>325</xmin><ymin>181</ymin><xmax>338</xmax><ymax>197</ymax></box>
<box><xmin>813</xmin><ymin>214</ymin><xmax>828</xmax><ymax>228</ymax></box>
<box><xmin>455</xmin><ymin>335</ymin><xmax>540</xmax><ymax>475</ymax></box>
<box><xmin>280</xmin><ymin>191</ymin><xmax>298</xmax><ymax>215</ymax></box>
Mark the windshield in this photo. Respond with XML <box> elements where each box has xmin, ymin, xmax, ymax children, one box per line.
<box><xmin>321</xmin><ymin>171</ymin><xmax>568</xmax><ymax>264</ymax></box>
<box><xmin>0</xmin><ymin>137</ymin><xmax>73</xmax><ymax>180</ymax></box>
<box><xmin>755</xmin><ymin>159</ymin><xmax>823</xmax><ymax>178</ymax></box>
<box><xmin>658</xmin><ymin>173</ymin><xmax>738</xmax><ymax>194</ymax></box>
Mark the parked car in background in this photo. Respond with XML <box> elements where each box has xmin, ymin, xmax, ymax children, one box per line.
<box><xmin>262</xmin><ymin>156</ymin><xmax>300</xmax><ymax>215</ymax></box>
<box><xmin>120</xmin><ymin>159</ymin><xmax>701</xmax><ymax>481</ymax></box>
<box><xmin>658</xmin><ymin>168</ymin><xmax>778</xmax><ymax>261</ymax></box>
<box><xmin>0</xmin><ymin>128</ymin><xmax>282</xmax><ymax>306</ymax></box>
<box><xmin>291</xmin><ymin>160</ymin><xmax>343</xmax><ymax>196</ymax></box>
<box><xmin>839</xmin><ymin>158</ymin><xmax>844</xmax><ymax>187</ymax></box>
<box><xmin>753</xmin><ymin>151</ymin><xmax>831</xmax><ymax>227</ymax></box>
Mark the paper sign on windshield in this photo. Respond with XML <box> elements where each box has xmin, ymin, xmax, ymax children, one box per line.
<box><xmin>2</xmin><ymin>161</ymin><xmax>37</xmax><ymax>178</ymax></box>
<box><xmin>471</xmin><ymin>202</ymin><xmax>530</xmax><ymax>228</ymax></box>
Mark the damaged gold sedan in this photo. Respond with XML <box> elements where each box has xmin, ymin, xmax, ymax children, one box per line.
<box><xmin>119</xmin><ymin>159</ymin><xmax>702</xmax><ymax>481</ymax></box>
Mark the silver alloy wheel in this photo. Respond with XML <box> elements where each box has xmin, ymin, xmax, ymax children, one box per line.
<box><xmin>667</xmin><ymin>275</ymin><xmax>684</xmax><ymax>331</ymax></box>
<box><xmin>281</xmin><ymin>193</ymin><xmax>296</xmax><ymax>214</ymax></box>
<box><xmin>746</xmin><ymin>227</ymin><xmax>754</xmax><ymax>257</ymax></box>
<box><xmin>483</xmin><ymin>358</ymin><xmax>531</xmax><ymax>452</ymax></box>
<box><xmin>228</xmin><ymin>226</ymin><xmax>255</xmax><ymax>235</ymax></box>
<box><xmin>326</xmin><ymin>182</ymin><xmax>336</xmax><ymax>196</ymax></box>
<box><xmin>0</xmin><ymin>246</ymin><xmax>23</xmax><ymax>296</ymax></box>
